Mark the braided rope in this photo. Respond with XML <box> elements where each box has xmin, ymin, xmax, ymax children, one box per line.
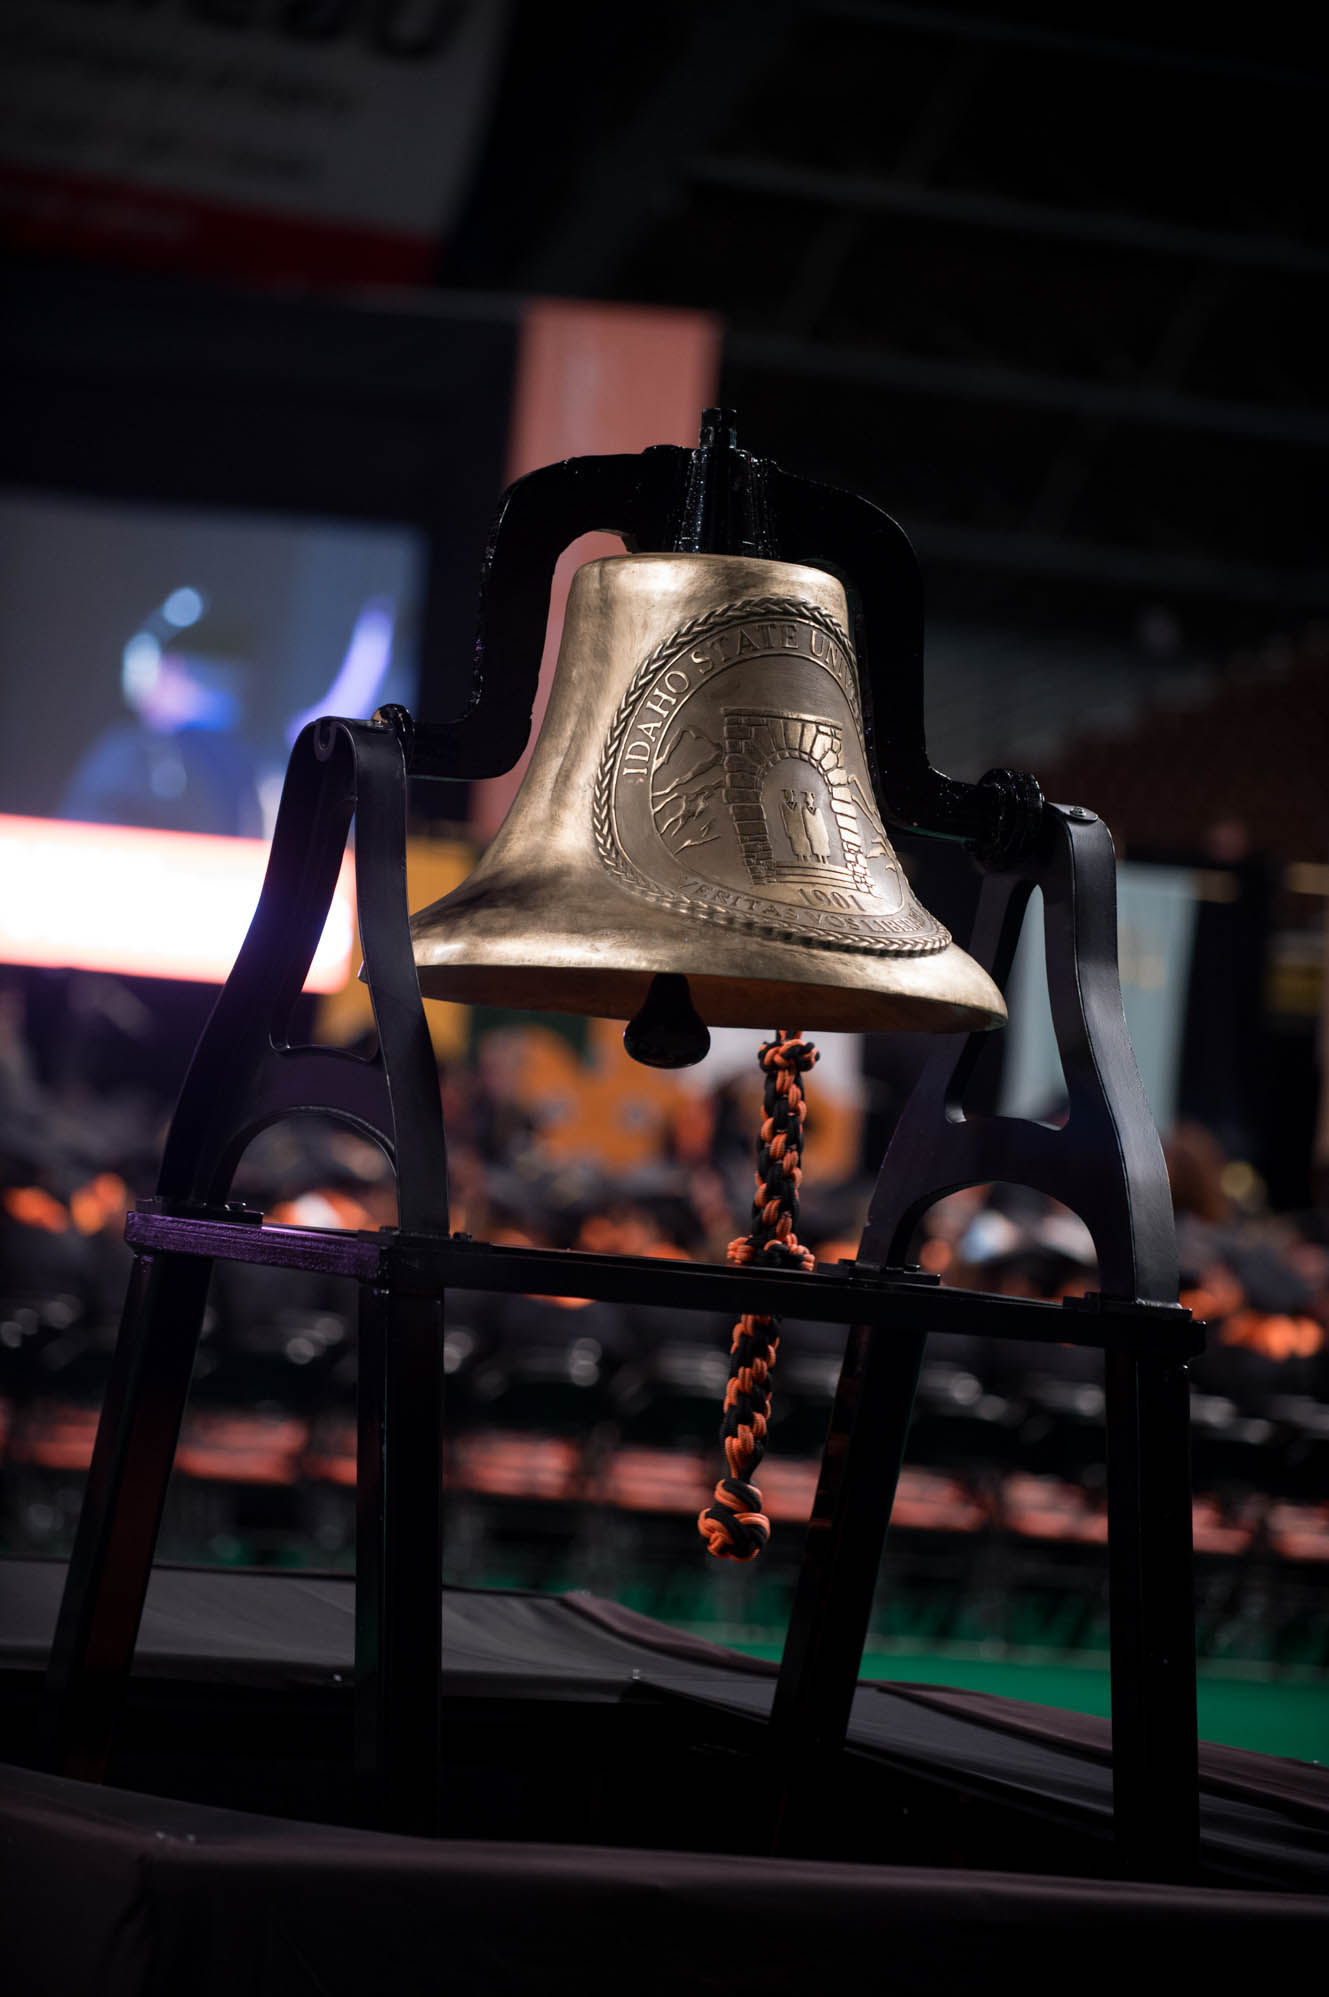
<box><xmin>698</xmin><ymin>1029</ymin><xmax>818</xmax><ymax>1562</ymax></box>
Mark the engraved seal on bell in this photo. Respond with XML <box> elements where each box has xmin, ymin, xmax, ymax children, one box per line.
<box><xmin>594</xmin><ymin>599</ymin><xmax>949</xmax><ymax>956</ymax></box>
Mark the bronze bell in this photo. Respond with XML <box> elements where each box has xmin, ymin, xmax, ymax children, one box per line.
<box><xmin>409</xmin><ymin>552</ymin><xmax>1005</xmax><ymax>1051</ymax></box>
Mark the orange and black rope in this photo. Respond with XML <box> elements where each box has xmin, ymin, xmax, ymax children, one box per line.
<box><xmin>698</xmin><ymin>1028</ymin><xmax>818</xmax><ymax>1561</ymax></box>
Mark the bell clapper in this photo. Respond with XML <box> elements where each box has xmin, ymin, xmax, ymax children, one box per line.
<box><xmin>622</xmin><ymin>974</ymin><xmax>711</xmax><ymax>1070</ymax></box>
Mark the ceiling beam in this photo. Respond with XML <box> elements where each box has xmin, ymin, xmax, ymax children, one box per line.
<box><xmin>726</xmin><ymin>332</ymin><xmax>1328</xmax><ymax>447</ymax></box>
<box><xmin>905</xmin><ymin>521</ymin><xmax>1329</xmax><ymax>608</ymax></box>
<box><xmin>819</xmin><ymin>3</ymin><xmax>1326</xmax><ymax>93</ymax></box>
<box><xmin>690</xmin><ymin>156</ymin><xmax>1329</xmax><ymax>277</ymax></box>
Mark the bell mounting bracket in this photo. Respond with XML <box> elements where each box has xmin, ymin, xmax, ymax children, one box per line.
<box><xmin>382</xmin><ymin>408</ymin><xmax>1043</xmax><ymax>869</ymax></box>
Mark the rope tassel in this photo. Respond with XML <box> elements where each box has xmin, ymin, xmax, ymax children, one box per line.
<box><xmin>698</xmin><ymin>1028</ymin><xmax>817</xmax><ymax>1561</ymax></box>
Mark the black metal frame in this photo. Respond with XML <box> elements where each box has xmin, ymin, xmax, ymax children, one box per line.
<box><xmin>41</xmin><ymin>420</ymin><xmax>1199</xmax><ymax>1876</ymax></box>
<box><xmin>770</xmin><ymin>802</ymin><xmax>1196</xmax><ymax>1877</ymax></box>
<box><xmin>41</xmin><ymin>716</ymin><xmax>450</xmax><ymax>1829</ymax></box>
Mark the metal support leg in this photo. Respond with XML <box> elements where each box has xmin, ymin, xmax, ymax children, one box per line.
<box><xmin>355</xmin><ymin>1283</ymin><xmax>445</xmax><ymax>1835</ymax></box>
<box><xmin>42</xmin><ymin>1248</ymin><xmax>213</xmax><ymax>1778</ymax></box>
<box><xmin>1138</xmin><ymin>1355</ymin><xmax>1200</xmax><ymax>1876</ymax></box>
<box><xmin>770</xmin><ymin>1320</ymin><xmax>926</xmax><ymax>1843</ymax></box>
<box><xmin>1106</xmin><ymin>1349</ymin><xmax>1147</xmax><ymax>1856</ymax></box>
<box><xmin>1106</xmin><ymin>1350</ymin><xmax>1199</xmax><ymax>1879</ymax></box>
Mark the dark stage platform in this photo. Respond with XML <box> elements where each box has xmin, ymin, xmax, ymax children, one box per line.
<box><xmin>2</xmin><ymin>1560</ymin><xmax>1326</xmax><ymax>1994</ymax></box>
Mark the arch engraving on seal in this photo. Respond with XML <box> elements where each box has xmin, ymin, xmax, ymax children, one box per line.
<box><xmin>593</xmin><ymin>597</ymin><xmax>950</xmax><ymax>956</ymax></box>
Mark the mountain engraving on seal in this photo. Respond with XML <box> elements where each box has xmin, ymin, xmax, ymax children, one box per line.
<box><xmin>594</xmin><ymin>598</ymin><xmax>950</xmax><ymax>956</ymax></box>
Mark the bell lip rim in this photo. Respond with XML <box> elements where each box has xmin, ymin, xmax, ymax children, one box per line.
<box><xmin>413</xmin><ymin>959</ymin><xmax>1006</xmax><ymax>1036</ymax></box>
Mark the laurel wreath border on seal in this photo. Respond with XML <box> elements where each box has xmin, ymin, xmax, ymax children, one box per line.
<box><xmin>592</xmin><ymin>594</ymin><xmax>951</xmax><ymax>958</ymax></box>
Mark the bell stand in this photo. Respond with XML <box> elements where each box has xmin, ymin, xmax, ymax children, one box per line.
<box><xmin>39</xmin><ymin>413</ymin><xmax>1200</xmax><ymax>1878</ymax></box>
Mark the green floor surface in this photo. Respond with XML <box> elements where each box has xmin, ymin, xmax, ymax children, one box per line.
<box><xmin>714</xmin><ymin>1640</ymin><xmax>1327</xmax><ymax>1765</ymax></box>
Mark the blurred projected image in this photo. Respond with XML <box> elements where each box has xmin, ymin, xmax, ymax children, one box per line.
<box><xmin>0</xmin><ymin>491</ymin><xmax>423</xmax><ymax>839</ymax></box>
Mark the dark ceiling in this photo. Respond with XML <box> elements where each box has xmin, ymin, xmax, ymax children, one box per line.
<box><xmin>449</xmin><ymin>0</ymin><xmax>1327</xmax><ymax>655</ymax></box>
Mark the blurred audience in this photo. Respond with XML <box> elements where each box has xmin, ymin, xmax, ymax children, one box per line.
<box><xmin>1</xmin><ymin>988</ymin><xmax>1326</xmax><ymax>1651</ymax></box>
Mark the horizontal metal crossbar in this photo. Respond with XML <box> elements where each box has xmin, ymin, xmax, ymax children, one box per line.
<box><xmin>123</xmin><ymin>1210</ymin><xmax>1201</xmax><ymax>1356</ymax></box>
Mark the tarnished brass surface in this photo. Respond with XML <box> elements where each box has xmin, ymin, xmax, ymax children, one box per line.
<box><xmin>411</xmin><ymin>555</ymin><xmax>1006</xmax><ymax>1034</ymax></box>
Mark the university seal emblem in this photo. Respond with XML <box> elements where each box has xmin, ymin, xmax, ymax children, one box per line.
<box><xmin>593</xmin><ymin>597</ymin><xmax>950</xmax><ymax>955</ymax></box>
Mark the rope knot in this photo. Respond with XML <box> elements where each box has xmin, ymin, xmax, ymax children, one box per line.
<box><xmin>759</xmin><ymin>1032</ymin><xmax>818</xmax><ymax>1077</ymax></box>
<box><xmin>759</xmin><ymin>1236</ymin><xmax>816</xmax><ymax>1275</ymax></box>
<box><xmin>697</xmin><ymin>1478</ymin><xmax>770</xmax><ymax>1561</ymax></box>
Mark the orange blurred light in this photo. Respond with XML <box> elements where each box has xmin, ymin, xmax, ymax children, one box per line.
<box><xmin>1220</xmin><ymin>1311</ymin><xmax>1324</xmax><ymax>1360</ymax></box>
<box><xmin>3</xmin><ymin>1186</ymin><xmax>69</xmax><ymax>1233</ymax></box>
<box><xmin>69</xmin><ymin>1172</ymin><xmax>129</xmax><ymax>1235</ymax></box>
